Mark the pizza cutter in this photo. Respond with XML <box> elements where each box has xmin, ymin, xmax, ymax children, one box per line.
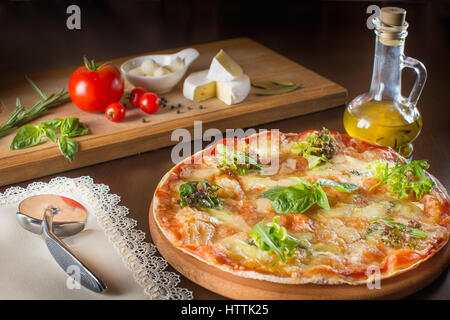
<box><xmin>16</xmin><ymin>194</ymin><xmax>107</xmax><ymax>293</ymax></box>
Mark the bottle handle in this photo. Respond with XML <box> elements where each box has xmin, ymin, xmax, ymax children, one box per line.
<box><xmin>401</xmin><ymin>56</ymin><xmax>427</xmax><ymax>106</ymax></box>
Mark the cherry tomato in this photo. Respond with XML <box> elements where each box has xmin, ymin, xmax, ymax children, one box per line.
<box><xmin>105</xmin><ymin>102</ymin><xmax>126</xmax><ymax>122</ymax></box>
<box><xmin>139</xmin><ymin>92</ymin><xmax>160</xmax><ymax>114</ymax></box>
<box><xmin>129</xmin><ymin>87</ymin><xmax>147</xmax><ymax>107</ymax></box>
<box><xmin>69</xmin><ymin>56</ymin><xmax>124</xmax><ymax>113</ymax></box>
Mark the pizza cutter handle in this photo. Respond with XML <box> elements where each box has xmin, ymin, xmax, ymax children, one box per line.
<box><xmin>42</xmin><ymin>209</ymin><xmax>107</xmax><ymax>293</ymax></box>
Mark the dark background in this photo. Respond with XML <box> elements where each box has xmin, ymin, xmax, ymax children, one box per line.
<box><xmin>0</xmin><ymin>0</ymin><xmax>449</xmax><ymax>299</ymax></box>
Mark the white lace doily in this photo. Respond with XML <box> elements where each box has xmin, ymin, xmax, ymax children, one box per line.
<box><xmin>0</xmin><ymin>176</ymin><xmax>193</xmax><ymax>300</ymax></box>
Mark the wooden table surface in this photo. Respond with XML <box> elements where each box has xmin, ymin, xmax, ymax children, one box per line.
<box><xmin>0</xmin><ymin>0</ymin><xmax>448</xmax><ymax>299</ymax></box>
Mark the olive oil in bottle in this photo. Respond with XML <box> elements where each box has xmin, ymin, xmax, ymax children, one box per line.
<box><xmin>344</xmin><ymin>101</ymin><xmax>422</xmax><ymax>156</ymax></box>
<box><xmin>344</xmin><ymin>7</ymin><xmax>426</xmax><ymax>158</ymax></box>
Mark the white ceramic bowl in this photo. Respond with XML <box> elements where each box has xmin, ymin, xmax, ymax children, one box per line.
<box><xmin>120</xmin><ymin>48</ymin><xmax>199</xmax><ymax>94</ymax></box>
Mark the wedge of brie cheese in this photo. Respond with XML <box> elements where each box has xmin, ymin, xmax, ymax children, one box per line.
<box><xmin>216</xmin><ymin>74</ymin><xmax>250</xmax><ymax>105</ymax></box>
<box><xmin>207</xmin><ymin>49</ymin><xmax>243</xmax><ymax>82</ymax></box>
<box><xmin>183</xmin><ymin>70</ymin><xmax>216</xmax><ymax>102</ymax></box>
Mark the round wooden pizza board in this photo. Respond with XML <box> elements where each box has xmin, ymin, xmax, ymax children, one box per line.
<box><xmin>149</xmin><ymin>201</ymin><xmax>450</xmax><ymax>299</ymax></box>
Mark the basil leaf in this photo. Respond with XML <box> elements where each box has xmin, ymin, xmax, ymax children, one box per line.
<box><xmin>10</xmin><ymin>125</ymin><xmax>42</xmax><ymax>150</ymax></box>
<box><xmin>61</xmin><ymin>117</ymin><xmax>79</xmax><ymax>135</ymax></box>
<box><xmin>288</xmin><ymin>177</ymin><xmax>312</xmax><ymax>186</ymax></box>
<box><xmin>41</xmin><ymin>126</ymin><xmax>57</xmax><ymax>143</ymax></box>
<box><xmin>67</xmin><ymin>122</ymin><xmax>89</xmax><ymax>137</ymax></box>
<box><xmin>314</xmin><ymin>185</ymin><xmax>330</xmax><ymax>210</ymax></box>
<box><xmin>57</xmin><ymin>135</ymin><xmax>79</xmax><ymax>162</ymax></box>
<box><xmin>273</xmin><ymin>186</ymin><xmax>316</xmax><ymax>214</ymax></box>
<box><xmin>316</xmin><ymin>178</ymin><xmax>359</xmax><ymax>192</ymax></box>
<box><xmin>40</xmin><ymin>118</ymin><xmax>62</xmax><ymax>129</ymax></box>
<box><xmin>258</xmin><ymin>186</ymin><xmax>287</xmax><ymax>201</ymax></box>
<box><xmin>260</xmin><ymin>177</ymin><xmax>359</xmax><ymax>215</ymax></box>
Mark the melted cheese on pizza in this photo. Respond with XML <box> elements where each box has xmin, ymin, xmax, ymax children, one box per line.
<box><xmin>154</xmin><ymin>131</ymin><xmax>449</xmax><ymax>284</ymax></box>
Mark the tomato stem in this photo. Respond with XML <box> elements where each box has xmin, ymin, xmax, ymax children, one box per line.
<box><xmin>83</xmin><ymin>55</ymin><xmax>109</xmax><ymax>71</ymax></box>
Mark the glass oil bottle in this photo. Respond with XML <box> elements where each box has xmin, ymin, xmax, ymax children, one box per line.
<box><xmin>344</xmin><ymin>7</ymin><xmax>427</xmax><ymax>158</ymax></box>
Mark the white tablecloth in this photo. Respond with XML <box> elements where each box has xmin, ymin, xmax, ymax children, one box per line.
<box><xmin>0</xmin><ymin>176</ymin><xmax>192</xmax><ymax>300</ymax></box>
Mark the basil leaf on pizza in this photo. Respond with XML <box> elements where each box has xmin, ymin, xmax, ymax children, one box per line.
<box><xmin>316</xmin><ymin>178</ymin><xmax>359</xmax><ymax>192</ymax></box>
<box><xmin>259</xmin><ymin>177</ymin><xmax>358</xmax><ymax>214</ymax></box>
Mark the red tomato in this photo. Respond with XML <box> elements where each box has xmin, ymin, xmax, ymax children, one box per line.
<box><xmin>105</xmin><ymin>102</ymin><xmax>126</xmax><ymax>122</ymax></box>
<box><xmin>129</xmin><ymin>87</ymin><xmax>147</xmax><ymax>107</ymax></box>
<box><xmin>68</xmin><ymin>57</ymin><xmax>124</xmax><ymax>113</ymax></box>
<box><xmin>139</xmin><ymin>92</ymin><xmax>160</xmax><ymax>114</ymax></box>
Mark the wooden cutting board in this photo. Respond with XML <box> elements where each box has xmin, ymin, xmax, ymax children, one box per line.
<box><xmin>0</xmin><ymin>37</ymin><xmax>347</xmax><ymax>187</ymax></box>
<box><xmin>148</xmin><ymin>201</ymin><xmax>450</xmax><ymax>300</ymax></box>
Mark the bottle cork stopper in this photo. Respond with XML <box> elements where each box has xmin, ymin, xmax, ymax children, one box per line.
<box><xmin>380</xmin><ymin>7</ymin><xmax>406</xmax><ymax>26</ymax></box>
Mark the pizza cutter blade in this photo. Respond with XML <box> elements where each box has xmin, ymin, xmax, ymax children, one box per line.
<box><xmin>17</xmin><ymin>194</ymin><xmax>107</xmax><ymax>293</ymax></box>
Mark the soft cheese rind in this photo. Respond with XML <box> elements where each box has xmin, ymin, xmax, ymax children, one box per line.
<box><xmin>216</xmin><ymin>74</ymin><xmax>251</xmax><ymax>105</ymax></box>
<box><xmin>183</xmin><ymin>70</ymin><xmax>216</xmax><ymax>102</ymax></box>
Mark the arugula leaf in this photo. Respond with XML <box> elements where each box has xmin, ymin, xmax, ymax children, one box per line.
<box><xmin>178</xmin><ymin>181</ymin><xmax>223</xmax><ymax>209</ymax></box>
<box><xmin>367</xmin><ymin>159</ymin><xmax>434</xmax><ymax>199</ymax></box>
<box><xmin>10</xmin><ymin>125</ymin><xmax>42</xmax><ymax>150</ymax></box>
<box><xmin>215</xmin><ymin>143</ymin><xmax>261</xmax><ymax>175</ymax></box>
<box><xmin>259</xmin><ymin>177</ymin><xmax>358</xmax><ymax>214</ymax></box>
<box><xmin>291</xmin><ymin>128</ymin><xmax>335</xmax><ymax>169</ymax></box>
<box><xmin>249</xmin><ymin>216</ymin><xmax>299</xmax><ymax>265</ymax></box>
<box><xmin>57</xmin><ymin>135</ymin><xmax>79</xmax><ymax>162</ymax></box>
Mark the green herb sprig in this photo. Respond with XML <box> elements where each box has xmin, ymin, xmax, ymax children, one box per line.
<box><xmin>249</xmin><ymin>216</ymin><xmax>299</xmax><ymax>265</ymax></box>
<box><xmin>291</xmin><ymin>128</ymin><xmax>335</xmax><ymax>169</ymax></box>
<box><xmin>10</xmin><ymin>117</ymin><xmax>88</xmax><ymax>162</ymax></box>
<box><xmin>215</xmin><ymin>143</ymin><xmax>261</xmax><ymax>175</ymax></box>
<box><xmin>367</xmin><ymin>159</ymin><xmax>434</xmax><ymax>199</ymax></box>
<box><xmin>0</xmin><ymin>76</ymin><xmax>70</xmax><ymax>138</ymax></box>
<box><xmin>258</xmin><ymin>177</ymin><xmax>358</xmax><ymax>214</ymax></box>
<box><xmin>366</xmin><ymin>218</ymin><xmax>428</xmax><ymax>249</ymax></box>
<box><xmin>178</xmin><ymin>180</ymin><xmax>223</xmax><ymax>209</ymax></box>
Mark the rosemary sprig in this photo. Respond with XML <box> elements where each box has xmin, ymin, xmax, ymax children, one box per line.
<box><xmin>0</xmin><ymin>76</ymin><xmax>70</xmax><ymax>138</ymax></box>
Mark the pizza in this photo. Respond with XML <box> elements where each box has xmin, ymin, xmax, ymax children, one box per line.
<box><xmin>152</xmin><ymin>129</ymin><xmax>449</xmax><ymax>284</ymax></box>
